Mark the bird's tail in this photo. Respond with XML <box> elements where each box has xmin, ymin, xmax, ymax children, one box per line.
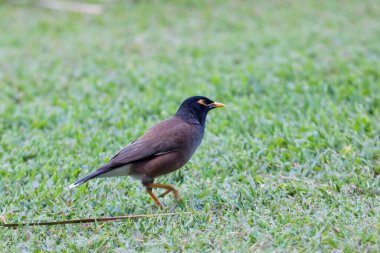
<box><xmin>67</xmin><ymin>164</ymin><xmax>109</xmax><ymax>190</ymax></box>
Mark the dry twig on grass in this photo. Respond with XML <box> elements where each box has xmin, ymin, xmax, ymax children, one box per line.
<box><xmin>1</xmin><ymin>212</ymin><xmax>193</xmax><ymax>228</ymax></box>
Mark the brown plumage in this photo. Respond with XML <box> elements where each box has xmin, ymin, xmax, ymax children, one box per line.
<box><xmin>69</xmin><ymin>96</ymin><xmax>225</xmax><ymax>207</ymax></box>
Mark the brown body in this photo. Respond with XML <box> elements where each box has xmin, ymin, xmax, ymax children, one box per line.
<box><xmin>69</xmin><ymin>96</ymin><xmax>224</xmax><ymax>208</ymax></box>
<box><xmin>127</xmin><ymin>117</ymin><xmax>203</xmax><ymax>180</ymax></box>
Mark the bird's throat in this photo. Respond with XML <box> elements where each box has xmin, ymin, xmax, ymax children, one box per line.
<box><xmin>175</xmin><ymin>108</ymin><xmax>207</xmax><ymax>127</ymax></box>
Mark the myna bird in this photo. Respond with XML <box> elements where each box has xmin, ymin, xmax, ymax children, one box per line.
<box><xmin>68</xmin><ymin>96</ymin><xmax>225</xmax><ymax>208</ymax></box>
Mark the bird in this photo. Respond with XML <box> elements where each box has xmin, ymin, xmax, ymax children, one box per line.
<box><xmin>68</xmin><ymin>96</ymin><xmax>225</xmax><ymax>208</ymax></box>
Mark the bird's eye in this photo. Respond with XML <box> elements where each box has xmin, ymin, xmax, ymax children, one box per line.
<box><xmin>196</xmin><ymin>99</ymin><xmax>207</xmax><ymax>106</ymax></box>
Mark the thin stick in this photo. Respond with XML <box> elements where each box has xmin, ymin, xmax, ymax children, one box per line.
<box><xmin>1</xmin><ymin>212</ymin><xmax>192</xmax><ymax>228</ymax></box>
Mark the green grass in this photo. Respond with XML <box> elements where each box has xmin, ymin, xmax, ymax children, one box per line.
<box><xmin>1</xmin><ymin>0</ymin><xmax>379</xmax><ymax>251</ymax></box>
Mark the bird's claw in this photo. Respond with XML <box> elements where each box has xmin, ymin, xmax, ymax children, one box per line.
<box><xmin>173</xmin><ymin>191</ymin><xmax>181</xmax><ymax>201</ymax></box>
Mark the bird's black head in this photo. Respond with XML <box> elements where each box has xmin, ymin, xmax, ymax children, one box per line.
<box><xmin>175</xmin><ymin>96</ymin><xmax>225</xmax><ymax>126</ymax></box>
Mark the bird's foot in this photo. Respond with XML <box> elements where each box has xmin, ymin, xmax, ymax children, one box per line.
<box><xmin>158</xmin><ymin>188</ymin><xmax>181</xmax><ymax>201</ymax></box>
<box><xmin>145</xmin><ymin>183</ymin><xmax>181</xmax><ymax>207</ymax></box>
<box><xmin>173</xmin><ymin>190</ymin><xmax>181</xmax><ymax>201</ymax></box>
<box><xmin>146</xmin><ymin>188</ymin><xmax>163</xmax><ymax>208</ymax></box>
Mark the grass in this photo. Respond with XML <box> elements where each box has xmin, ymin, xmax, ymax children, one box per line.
<box><xmin>0</xmin><ymin>0</ymin><xmax>379</xmax><ymax>251</ymax></box>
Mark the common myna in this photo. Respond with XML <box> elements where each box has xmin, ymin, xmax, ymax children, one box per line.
<box><xmin>69</xmin><ymin>96</ymin><xmax>225</xmax><ymax>208</ymax></box>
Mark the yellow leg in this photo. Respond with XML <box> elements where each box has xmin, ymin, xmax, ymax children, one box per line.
<box><xmin>158</xmin><ymin>189</ymin><xmax>172</xmax><ymax>198</ymax></box>
<box><xmin>145</xmin><ymin>183</ymin><xmax>181</xmax><ymax>201</ymax></box>
<box><xmin>146</xmin><ymin>188</ymin><xmax>163</xmax><ymax>208</ymax></box>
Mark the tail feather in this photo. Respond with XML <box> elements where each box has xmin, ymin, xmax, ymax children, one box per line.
<box><xmin>67</xmin><ymin>165</ymin><xmax>109</xmax><ymax>189</ymax></box>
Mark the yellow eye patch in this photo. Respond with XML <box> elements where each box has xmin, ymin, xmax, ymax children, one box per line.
<box><xmin>197</xmin><ymin>99</ymin><xmax>207</xmax><ymax>106</ymax></box>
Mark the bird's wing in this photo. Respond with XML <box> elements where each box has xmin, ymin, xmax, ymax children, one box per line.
<box><xmin>107</xmin><ymin>138</ymin><xmax>180</xmax><ymax>168</ymax></box>
<box><xmin>69</xmin><ymin>139</ymin><xmax>179</xmax><ymax>188</ymax></box>
<box><xmin>107</xmin><ymin>117</ymin><xmax>192</xmax><ymax>167</ymax></box>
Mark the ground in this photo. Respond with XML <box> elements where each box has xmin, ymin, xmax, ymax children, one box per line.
<box><xmin>0</xmin><ymin>0</ymin><xmax>379</xmax><ymax>251</ymax></box>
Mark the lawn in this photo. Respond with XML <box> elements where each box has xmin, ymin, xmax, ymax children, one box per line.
<box><xmin>0</xmin><ymin>0</ymin><xmax>379</xmax><ymax>251</ymax></box>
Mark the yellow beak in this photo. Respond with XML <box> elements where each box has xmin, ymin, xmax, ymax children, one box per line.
<box><xmin>211</xmin><ymin>102</ymin><xmax>225</xmax><ymax>108</ymax></box>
